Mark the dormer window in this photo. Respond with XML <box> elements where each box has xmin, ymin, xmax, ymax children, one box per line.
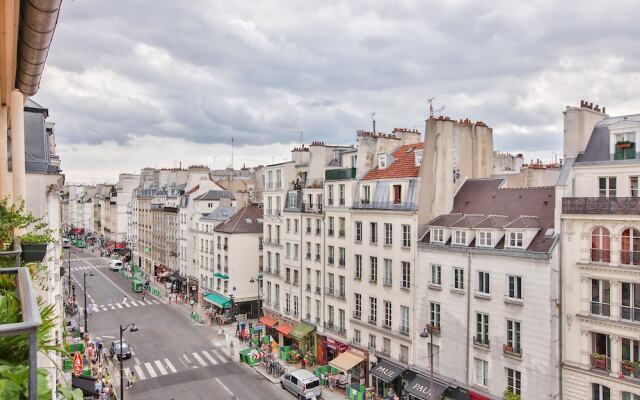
<box><xmin>378</xmin><ymin>154</ymin><xmax>387</xmax><ymax>169</ymax></box>
<box><xmin>478</xmin><ymin>231</ymin><xmax>492</xmax><ymax>247</ymax></box>
<box><xmin>509</xmin><ymin>232</ymin><xmax>524</xmax><ymax>248</ymax></box>
<box><xmin>415</xmin><ymin>152</ymin><xmax>423</xmax><ymax>166</ymax></box>
<box><xmin>393</xmin><ymin>185</ymin><xmax>402</xmax><ymax>204</ymax></box>
<box><xmin>453</xmin><ymin>230</ymin><xmax>466</xmax><ymax>245</ymax></box>
<box><xmin>431</xmin><ymin>228</ymin><xmax>444</xmax><ymax>243</ymax></box>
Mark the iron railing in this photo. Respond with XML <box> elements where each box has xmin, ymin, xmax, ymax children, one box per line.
<box><xmin>562</xmin><ymin>197</ymin><xmax>640</xmax><ymax>215</ymax></box>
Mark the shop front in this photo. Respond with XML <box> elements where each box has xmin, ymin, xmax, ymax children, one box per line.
<box><xmin>203</xmin><ymin>292</ymin><xmax>231</xmax><ymax>314</ymax></box>
<box><xmin>167</xmin><ymin>272</ymin><xmax>187</xmax><ymax>293</ymax></box>
<box><xmin>188</xmin><ymin>278</ymin><xmax>198</xmax><ymax>301</ymax></box>
<box><xmin>370</xmin><ymin>357</ymin><xmax>407</xmax><ymax>398</ymax></box>
<box><xmin>289</xmin><ymin>322</ymin><xmax>316</xmax><ymax>366</ymax></box>
<box><xmin>317</xmin><ymin>336</ymin><xmax>348</xmax><ymax>366</ymax></box>
<box><xmin>328</xmin><ymin>349</ymin><xmax>366</xmax><ymax>385</ymax></box>
<box><xmin>403</xmin><ymin>371</ymin><xmax>448</xmax><ymax>400</ymax></box>
<box><xmin>259</xmin><ymin>315</ymin><xmax>279</xmax><ymax>339</ymax></box>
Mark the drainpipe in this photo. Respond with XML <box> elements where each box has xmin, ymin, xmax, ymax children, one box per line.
<box><xmin>465</xmin><ymin>250</ymin><xmax>472</xmax><ymax>386</ymax></box>
<box><xmin>10</xmin><ymin>90</ymin><xmax>26</xmax><ymax>204</ymax></box>
<box><xmin>558</xmin><ymin>237</ymin><xmax>563</xmax><ymax>400</ymax></box>
<box><xmin>0</xmin><ymin>107</ymin><xmax>8</xmax><ymax>199</ymax></box>
<box><xmin>16</xmin><ymin>0</ymin><xmax>63</xmax><ymax>96</ymax></box>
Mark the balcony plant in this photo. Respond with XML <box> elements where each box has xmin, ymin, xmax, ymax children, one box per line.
<box><xmin>616</xmin><ymin>140</ymin><xmax>633</xmax><ymax>149</ymax></box>
<box><xmin>504</xmin><ymin>390</ymin><xmax>521</xmax><ymax>400</ymax></box>
<box><xmin>20</xmin><ymin>228</ymin><xmax>55</xmax><ymax>263</ymax></box>
<box><xmin>591</xmin><ymin>353</ymin><xmax>608</xmax><ymax>369</ymax></box>
<box><xmin>0</xmin><ymin>199</ymin><xmax>39</xmax><ymax>251</ymax></box>
<box><xmin>622</xmin><ymin>360</ymin><xmax>640</xmax><ymax>374</ymax></box>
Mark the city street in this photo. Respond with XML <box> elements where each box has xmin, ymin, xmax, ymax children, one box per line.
<box><xmin>66</xmin><ymin>248</ymin><xmax>292</xmax><ymax>400</ymax></box>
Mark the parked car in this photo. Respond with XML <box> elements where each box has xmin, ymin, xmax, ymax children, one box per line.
<box><xmin>109</xmin><ymin>259</ymin><xmax>123</xmax><ymax>271</ymax></box>
<box><xmin>62</xmin><ymin>238</ymin><xmax>71</xmax><ymax>248</ymax></box>
<box><xmin>280</xmin><ymin>369</ymin><xmax>322</xmax><ymax>400</ymax></box>
<box><xmin>109</xmin><ymin>340</ymin><xmax>132</xmax><ymax>359</ymax></box>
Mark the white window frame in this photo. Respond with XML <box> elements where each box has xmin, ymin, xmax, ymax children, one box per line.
<box><xmin>506</xmin><ymin>368</ymin><xmax>521</xmax><ymax>395</ymax></box>
<box><xmin>402</xmin><ymin>224</ymin><xmax>411</xmax><ymax>247</ymax></box>
<box><xmin>507</xmin><ymin>275</ymin><xmax>523</xmax><ymax>300</ymax></box>
<box><xmin>478</xmin><ymin>271</ymin><xmax>490</xmax><ymax>294</ymax></box>
<box><xmin>431</xmin><ymin>264</ymin><xmax>442</xmax><ymax>286</ymax></box>
<box><xmin>474</xmin><ymin>358</ymin><xmax>488</xmax><ymax>387</ymax></box>
<box><xmin>454</xmin><ymin>230</ymin><xmax>466</xmax><ymax>245</ymax></box>
<box><xmin>509</xmin><ymin>232</ymin><xmax>524</xmax><ymax>248</ymax></box>
<box><xmin>453</xmin><ymin>267</ymin><xmax>464</xmax><ymax>290</ymax></box>
<box><xmin>355</xmin><ymin>221</ymin><xmax>362</xmax><ymax>242</ymax></box>
<box><xmin>478</xmin><ymin>231</ymin><xmax>492</xmax><ymax>247</ymax></box>
<box><xmin>401</xmin><ymin>262</ymin><xmax>410</xmax><ymax>289</ymax></box>
<box><xmin>431</xmin><ymin>228</ymin><xmax>444</xmax><ymax>243</ymax></box>
<box><xmin>378</xmin><ymin>154</ymin><xmax>387</xmax><ymax>169</ymax></box>
<box><xmin>384</xmin><ymin>223</ymin><xmax>393</xmax><ymax>245</ymax></box>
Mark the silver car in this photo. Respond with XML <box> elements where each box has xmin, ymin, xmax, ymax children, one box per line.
<box><xmin>281</xmin><ymin>369</ymin><xmax>322</xmax><ymax>399</ymax></box>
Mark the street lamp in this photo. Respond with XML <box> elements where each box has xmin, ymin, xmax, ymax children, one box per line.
<box><xmin>119</xmin><ymin>323</ymin><xmax>138</xmax><ymax>400</ymax></box>
<box><xmin>419</xmin><ymin>325</ymin><xmax>435</xmax><ymax>399</ymax></box>
<box><xmin>67</xmin><ymin>248</ymin><xmax>71</xmax><ymax>295</ymax></box>
<box><xmin>83</xmin><ymin>272</ymin><xmax>94</xmax><ymax>333</ymax></box>
<box><xmin>249</xmin><ymin>276</ymin><xmax>262</xmax><ymax>319</ymax></box>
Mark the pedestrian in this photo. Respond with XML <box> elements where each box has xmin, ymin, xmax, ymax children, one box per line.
<box><xmin>189</xmin><ymin>298</ymin><xmax>195</xmax><ymax>308</ymax></box>
<box><xmin>126</xmin><ymin>370</ymin><xmax>136</xmax><ymax>389</ymax></box>
<box><xmin>122</xmin><ymin>296</ymin><xmax>127</xmax><ymax>304</ymax></box>
<box><xmin>141</xmin><ymin>291</ymin><xmax>145</xmax><ymax>301</ymax></box>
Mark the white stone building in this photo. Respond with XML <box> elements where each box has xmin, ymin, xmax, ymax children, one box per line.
<box><xmin>417</xmin><ymin>178</ymin><xmax>560</xmax><ymax>400</ymax></box>
<box><xmin>559</xmin><ymin>102</ymin><xmax>640</xmax><ymax>400</ymax></box>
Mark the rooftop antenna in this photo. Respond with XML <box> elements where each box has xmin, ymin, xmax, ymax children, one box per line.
<box><xmin>371</xmin><ymin>112</ymin><xmax>376</xmax><ymax>134</ymax></box>
<box><xmin>299</xmin><ymin>130</ymin><xmax>303</xmax><ymax>147</ymax></box>
<box><xmin>428</xmin><ymin>97</ymin><xmax>445</xmax><ymax>117</ymax></box>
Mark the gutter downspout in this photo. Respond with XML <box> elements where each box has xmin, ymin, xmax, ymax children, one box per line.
<box><xmin>16</xmin><ymin>0</ymin><xmax>63</xmax><ymax>96</ymax></box>
<box><xmin>558</xmin><ymin>236</ymin><xmax>563</xmax><ymax>400</ymax></box>
<box><xmin>465</xmin><ymin>250</ymin><xmax>471</xmax><ymax>386</ymax></box>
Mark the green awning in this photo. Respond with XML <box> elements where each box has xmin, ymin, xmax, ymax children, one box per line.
<box><xmin>221</xmin><ymin>274</ymin><xmax>229</xmax><ymax>280</ymax></box>
<box><xmin>289</xmin><ymin>321</ymin><xmax>316</xmax><ymax>340</ymax></box>
<box><xmin>203</xmin><ymin>292</ymin><xmax>231</xmax><ymax>308</ymax></box>
<box><xmin>214</xmin><ymin>272</ymin><xmax>222</xmax><ymax>278</ymax></box>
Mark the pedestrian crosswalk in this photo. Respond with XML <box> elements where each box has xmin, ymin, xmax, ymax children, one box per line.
<box><xmin>122</xmin><ymin>347</ymin><xmax>228</xmax><ymax>383</ymax></box>
<box><xmin>69</xmin><ymin>264</ymin><xmax>109</xmax><ymax>271</ymax></box>
<box><xmin>91</xmin><ymin>299</ymin><xmax>161</xmax><ymax>313</ymax></box>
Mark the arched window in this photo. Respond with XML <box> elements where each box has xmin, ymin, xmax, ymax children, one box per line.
<box><xmin>591</xmin><ymin>227</ymin><xmax>610</xmax><ymax>263</ymax></box>
<box><xmin>621</xmin><ymin>228</ymin><xmax>640</xmax><ymax>266</ymax></box>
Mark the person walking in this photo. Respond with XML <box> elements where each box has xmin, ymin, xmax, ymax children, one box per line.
<box><xmin>141</xmin><ymin>291</ymin><xmax>145</xmax><ymax>302</ymax></box>
<box><xmin>122</xmin><ymin>296</ymin><xmax>127</xmax><ymax>304</ymax></box>
<box><xmin>126</xmin><ymin>370</ymin><xmax>136</xmax><ymax>389</ymax></box>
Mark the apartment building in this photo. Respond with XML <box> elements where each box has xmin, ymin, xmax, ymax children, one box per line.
<box><xmin>150</xmin><ymin>185</ymin><xmax>181</xmax><ymax>276</ymax></box>
<box><xmin>202</xmin><ymin>204</ymin><xmax>263</xmax><ymax>317</ymax></box>
<box><xmin>416</xmin><ymin>179</ymin><xmax>560</xmax><ymax>400</ymax></box>
<box><xmin>559</xmin><ymin>102</ymin><xmax>640</xmax><ymax>400</ymax></box>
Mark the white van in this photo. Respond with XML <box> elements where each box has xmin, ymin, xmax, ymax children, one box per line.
<box><xmin>109</xmin><ymin>259</ymin><xmax>123</xmax><ymax>271</ymax></box>
<box><xmin>280</xmin><ymin>369</ymin><xmax>322</xmax><ymax>399</ymax></box>
<box><xmin>62</xmin><ymin>238</ymin><xmax>71</xmax><ymax>248</ymax></box>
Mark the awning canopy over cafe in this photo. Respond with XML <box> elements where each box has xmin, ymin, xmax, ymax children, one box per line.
<box><xmin>404</xmin><ymin>372</ymin><xmax>448</xmax><ymax>400</ymax></box>
<box><xmin>329</xmin><ymin>351</ymin><xmax>364</xmax><ymax>373</ymax></box>
<box><xmin>259</xmin><ymin>315</ymin><xmax>278</xmax><ymax>328</ymax></box>
<box><xmin>276</xmin><ymin>322</ymin><xmax>293</xmax><ymax>337</ymax></box>
<box><xmin>370</xmin><ymin>358</ymin><xmax>406</xmax><ymax>383</ymax></box>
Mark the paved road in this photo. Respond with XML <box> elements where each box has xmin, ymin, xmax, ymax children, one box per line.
<box><xmin>67</xmin><ymin>247</ymin><xmax>292</xmax><ymax>400</ymax></box>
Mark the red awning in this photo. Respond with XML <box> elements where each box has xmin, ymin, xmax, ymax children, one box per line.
<box><xmin>259</xmin><ymin>316</ymin><xmax>278</xmax><ymax>328</ymax></box>
<box><xmin>470</xmin><ymin>392</ymin><xmax>491</xmax><ymax>400</ymax></box>
<box><xmin>276</xmin><ymin>323</ymin><xmax>293</xmax><ymax>336</ymax></box>
<box><xmin>115</xmin><ymin>242</ymin><xmax>126</xmax><ymax>249</ymax></box>
<box><xmin>105</xmin><ymin>241</ymin><xmax>115</xmax><ymax>251</ymax></box>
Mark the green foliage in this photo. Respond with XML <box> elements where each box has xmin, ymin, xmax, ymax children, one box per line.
<box><xmin>0</xmin><ymin>197</ymin><xmax>55</xmax><ymax>250</ymax></box>
<box><xmin>57</xmin><ymin>385</ymin><xmax>84</xmax><ymax>400</ymax></box>
<box><xmin>504</xmin><ymin>390</ymin><xmax>521</xmax><ymax>400</ymax></box>
<box><xmin>0</xmin><ymin>364</ymin><xmax>51</xmax><ymax>400</ymax></box>
<box><xmin>591</xmin><ymin>353</ymin><xmax>607</xmax><ymax>360</ymax></box>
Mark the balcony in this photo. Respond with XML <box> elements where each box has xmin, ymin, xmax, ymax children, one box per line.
<box><xmin>336</xmin><ymin>327</ymin><xmax>347</xmax><ymax>337</ymax></box>
<box><xmin>503</xmin><ymin>344</ymin><xmax>522</xmax><ymax>358</ymax></box>
<box><xmin>621</xmin><ymin>361</ymin><xmax>640</xmax><ymax>379</ymax></box>
<box><xmin>325</xmin><ymin>287</ymin><xmax>335</xmax><ymax>297</ymax></box>
<box><xmin>337</xmin><ymin>292</ymin><xmax>346</xmax><ymax>301</ymax></box>
<box><xmin>473</xmin><ymin>336</ymin><xmax>490</xmax><ymax>348</ymax></box>
<box><xmin>562</xmin><ymin>197</ymin><xmax>640</xmax><ymax>215</ymax></box>
<box><xmin>382</xmin><ymin>322</ymin><xmax>392</xmax><ymax>331</ymax></box>
<box><xmin>324</xmin><ymin>322</ymin><xmax>336</xmax><ymax>332</ymax></box>
<box><xmin>621</xmin><ymin>305</ymin><xmax>640</xmax><ymax>322</ymax></box>
<box><xmin>353</xmin><ymin>200</ymin><xmax>417</xmax><ymax>211</ymax></box>
<box><xmin>325</xmin><ymin>167</ymin><xmax>357</xmax><ymax>181</ymax></box>
<box><xmin>301</xmin><ymin>203</ymin><xmax>323</xmax><ymax>214</ymax></box>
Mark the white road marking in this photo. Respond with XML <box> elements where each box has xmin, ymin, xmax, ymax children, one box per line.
<box><xmin>144</xmin><ymin>362</ymin><xmax>157</xmax><ymax>378</ymax></box>
<box><xmin>201</xmin><ymin>350</ymin><xmax>218</xmax><ymax>365</ymax></box>
<box><xmin>182</xmin><ymin>354</ymin><xmax>191</xmax><ymax>363</ymax></box>
<box><xmin>164</xmin><ymin>358</ymin><xmax>177</xmax><ymax>373</ymax></box>
<box><xmin>192</xmin><ymin>352</ymin><xmax>207</xmax><ymax>367</ymax></box>
<box><xmin>79</xmin><ymin>258</ymin><xmax>130</xmax><ymax>297</ymax></box>
<box><xmin>151</xmin><ymin>300</ymin><xmax>159</xmax><ymax>304</ymax></box>
<box><xmin>154</xmin><ymin>359</ymin><xmax>167</xmax><ymax>375</ymax></box>
<box><xmin>129</xmin><ymin>301</ymin><xmax>138</xmax><ymax>307</ymax></box>
<box><xmin>122</xmin><ymin>302</ymin><xmax>131</xmax><ymax>308</ymax></box>
<box><xmin>116</xmin><ymin>303</ymin><xmax>123</xmax><ymax>309</ymax></box>
<box><xmin>145</xmin><ymin>300</ymin><xmax>153</xmax><ymax>305</ymax></box>
<box><xmin>123</xmin><ymin>367</ymin><xmax>131</xmax><ymax>377</ymax></box>
<box><xmin>215</xmin><ymin>377</ymin><xmax>234</xmax><ymax>397</ymax></box>
<box><xmin>134</xmin><ymin>365</ymin><xmax>146</xmax><ymax>380</ymax></box>
<box><xmin>109</xmin><ymin>304</ymin><xmax>115</xmax><ymax>310</ymax></box>
<box><xmin>211</xmin><ymin>347</ymin><xmax>226</xmax><ymax>362</ymax></box>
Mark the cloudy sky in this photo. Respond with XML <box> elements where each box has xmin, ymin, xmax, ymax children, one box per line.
<box><xmin>35</xmin><ymin>0</ymin><xmax>640</xmax><ymax>183</ymax></box>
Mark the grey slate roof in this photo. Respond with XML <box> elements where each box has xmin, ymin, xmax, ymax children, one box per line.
<box><xmin>202</xmin><ymin>206</ymin><xmax>236</xmax><ymax>221</ymax></box>
<box><xmin>214</xmin><ymin>204</ymin><xmax>263</xmax><ymax>234</ymax></box>
<box><xmin>576</xmin><ymin>114</ymin><xmax>640</xmax><ymax>163</ymax></box>
<box><xmin>194</xmin><ymin>190</ymin><xmax>235</xmax><ymax>201</ymax></box>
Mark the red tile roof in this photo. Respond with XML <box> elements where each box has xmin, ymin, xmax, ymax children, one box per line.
<box><xmin>362</xmin><ymin>143</ymin><xmax>423</xmax><ymax>180</ymax></box>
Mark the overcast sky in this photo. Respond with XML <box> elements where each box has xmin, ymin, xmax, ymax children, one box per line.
<box><xmin>35</xmin><ymin>0</ymin><xmax>640</xmax><ymax>183</ymax></box>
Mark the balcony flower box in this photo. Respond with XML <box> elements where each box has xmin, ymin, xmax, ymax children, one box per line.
<box><xmin>427</xmin><ymin>324</ymin><xmax>440</xmax><ymax>335</ymax></box>
<box><xmin>616</xmin><ymin>141</ymin><xmax>633</xmax><ymax>149</ymax></box>
<box><xmin>622</xmin><ymin>360</ymin><xmax>640</xmax><ymax>375</ymax></box>
<box><xmin>503</xmin><ymin>344</ymin><xmax>513</xmax><ymax>353</ymax></box>
<box><xmin>591</xmin><ymin>353</ymin><xmax>608</xmax><ymax>369</ymax></box>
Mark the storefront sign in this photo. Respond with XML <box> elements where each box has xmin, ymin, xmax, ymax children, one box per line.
<box><xmin>374</xmin><ymin>365</ymin><xmax>396</xmax><ymax>378</ymax></box>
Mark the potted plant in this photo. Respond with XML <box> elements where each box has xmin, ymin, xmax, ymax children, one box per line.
<box><xmin>20</xmin><ymin>227</ymin><xmax>55</xmax><ymax>263</ymax></box>
<box><xmin>591</xmin><ymin>353</ymin><xmax>608</xmax><ymax>369</ymax></box>
<box><xmin>0</xmin><ymin>198</ymin><xmax>38</xmax><ymax>251</ymax></box>
<box><xmin>504</xmin><ymin>389</ymin><xmax>521</xmax><ymax>400</ymax></box>
<box><xmin>622</xmin><ymin>360</ymin><xmax>640</xmax><ymax>375</ymax></box>
<box><xmin>503</xmin><ymin>344</ymin><xmax>513</xmax><ymax>353</ymax></box>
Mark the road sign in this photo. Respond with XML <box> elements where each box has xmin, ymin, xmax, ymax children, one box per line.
<box><xmin>72</xmin><ymin>351</ymin><xmax>83</xmax><ymax>377</ymax></box>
